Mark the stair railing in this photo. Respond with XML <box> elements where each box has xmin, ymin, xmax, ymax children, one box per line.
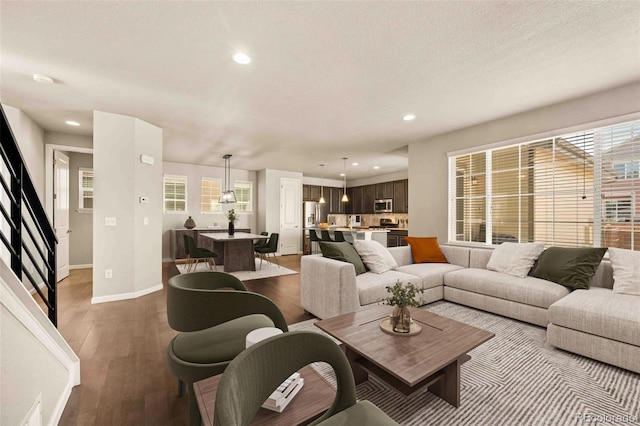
<box><xmin>0</xmin><ymin>105</ymin><xmax>58</xmax><ymax>326</ymax></box>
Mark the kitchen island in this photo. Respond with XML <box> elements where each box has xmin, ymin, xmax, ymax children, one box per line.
<box><xmin>304</xmin><ymin>227</ymin><xmax>390</xmax><ymax>254</ymax></box>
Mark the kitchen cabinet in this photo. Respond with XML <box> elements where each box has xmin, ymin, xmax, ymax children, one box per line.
<box><xmin>393</xmin><ymin>179</ymin><xmax>408</xmax><ymax>213</ymax></box>
<box><xmin>362</xmin><ymin>184</ymin><xmax>375</xmax><ymax>214</ymax></box>
<box><xmin>387</xmin><ymin>230</ymin><xmax>408</xmax><ymax>247</ymax></box>
<box><xmin>302</xmin><ymin>185</ymin><xmax>322</xmax><ymax>201</ymax></box>
<box><xmin>347</xmin><ymin>186</ymin><xmax>363</xmax><ymax>214</ymax></box>
<box><xmin>375</xmin><ymin>182</ymin><xmax>393</xmax><ymax>199</ymax></box>
<box><xmin>329</xmin><ymin>187</ymin><xmax>345</xmax><ymax>214</ymax></box>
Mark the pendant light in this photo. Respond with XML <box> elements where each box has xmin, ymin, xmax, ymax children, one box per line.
<box><xmin>341</xmin><ymin>157</ymin><xmax>349</xmax><ymax>202</ymax></box>
<box><xmin>318</xmin><ymin>164</ymin><xmax>326</xmax><ymax>204</ymax></box>
<box><xmin>219</xmin><ymin>154</ymin><xmax>237</xmax><ymax>203</ymax></box>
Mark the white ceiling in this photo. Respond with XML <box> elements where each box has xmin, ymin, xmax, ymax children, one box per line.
<box><xmin>1</xmin><ymin>1</ymin><xmax>638</xmax><ymax>180</ymax></box>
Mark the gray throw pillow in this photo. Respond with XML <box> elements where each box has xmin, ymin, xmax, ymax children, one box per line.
<box><xmin>531</xmin><ymin>247</ymin><xmax>607</xmax><ymax>290</ymax></box>
<box><xmin>319</xmin><ymin>241</ymin><xmax>367</xmax><ymax>275</ymax></box>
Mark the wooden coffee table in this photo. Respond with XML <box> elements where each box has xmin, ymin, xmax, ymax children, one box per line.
<box><xmin>193</xmin><ymin>365</ymin><xmax>335</xmax><ymax>426</ymax></box>
<box><xmin>315</xmin><ymin>305</ymin><xmax>494</xmax><ymax>407</ymax></box>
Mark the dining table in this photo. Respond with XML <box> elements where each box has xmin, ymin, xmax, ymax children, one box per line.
<box><xmin>199</xmin><ymin>232</ymin><xmax>269</xmax><ymax>272</ymax></box>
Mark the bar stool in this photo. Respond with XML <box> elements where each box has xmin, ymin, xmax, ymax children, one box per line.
<box><xmin>333</xmin><ymin>230</ymin><xmax>346</xmax><ymax>242</ymax></box>
<box><xmin>321</xmin><ymin>230</ymin><xmax>334</xmax><ymax>242</ymax></box>
<box><xmin>308</xmin><ymin>229</ymin><xmax>322</xmax><ymax>254</ymax></box>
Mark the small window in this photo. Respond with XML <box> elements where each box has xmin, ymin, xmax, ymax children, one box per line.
<box><xmin>164</xmin><ymin>175</ymin><xmax>187</xmax><ymax>213</ymax></box>
<box><xmin>234</xmin><ymin>180</ymin><xmax>253</xmax><ymax>212</ymax></box>
<box><xmin>79</xmin><ymin>168</ymin><xmax>93</xmax><ymax>211</ymax></box>
<box><xmin>201</xmin><ymin>177</ymin><xmax>222</xmax><ymax>213</ymax></box>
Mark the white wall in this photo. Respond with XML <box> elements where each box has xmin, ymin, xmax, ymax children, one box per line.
<box><xmin>347</xmin><ymin>170</ymin><xmax>409</xmax><ymax>187</ymax></box>
<box><xmin>257</xmin><ymin>169</ymin><xmax>304</xmax><ymax>252</ymax></box>
<box><xmin>408</xmin><ymin>81</ymin><xmax>640</xmax><ymax>242</ymax></box>
<box><xmin>2</xmin><ymin>104</ymin><xmax>45</xmax><ymax>203</ymax></box>
<box><xmin>93</xmin><ymin>111</ymin><xmax>162</xmax><ymax>302</ymax></box>
<box><xmin>162</xmin><ymin>161</ymin><xmax>257</xmax><ymax>260</ymax></box>
<box><xmin>68</xmin><ymin>152</ymin><xmax>93</xmax><ymax>267</ymax></box>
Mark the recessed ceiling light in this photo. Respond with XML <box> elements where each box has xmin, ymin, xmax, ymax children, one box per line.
<box><xmin>352</xmin><ymin>162</ymin><xmax>359</xmax><ymax>166</ymax></box>
<box><xmin>33</xmin><ymin>74</ymin><xmax>54</xmax><ymax>84</ymax></box>
<box><xmin>339</xmin><ymin>173</ymin><xmax>345</xmax><ymax>177</ymax></box>
<box><xmin>65</xmin><ymin>120</ymin><xmax>80</xmax><ymax>126</ymax></box>
<box><xmin>233</xmin><ymin>53</ymin><xmax>252</xmax><ymax>65</ymax></box>
<box><xmin>373</xmin><ymin>166</ymin><xmax>380</xmax><ymax>170</ymax></box>
<box><xmin>403</xmin><ymin>114</ymin><xmax>416</xmax><ymax>121</ymax></box>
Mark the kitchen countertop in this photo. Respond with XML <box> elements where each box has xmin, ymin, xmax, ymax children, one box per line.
<box><xmin>305</xmin><ymin>227</ymin><xmax>390</xmax><ymax>233</ymax></box>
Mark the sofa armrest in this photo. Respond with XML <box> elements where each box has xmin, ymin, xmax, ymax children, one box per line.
<box><xmin>300</xmin><ymin>255</ymin><xmax>361</xmax><ymax>319</ymax></box>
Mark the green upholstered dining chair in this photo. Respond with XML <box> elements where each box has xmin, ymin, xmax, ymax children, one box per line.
<box><xmin>308</xmin><ymin>229</ymin><xmax>322</xmax><ymax>254</ymax></box>
<box><xmin>183</xmin><ymin>234</ymin><xmax>218</xmax><ymax>272</ymax></box>
<box><xmin>253</xmin><ymin>231</ymin><xmax>269</xmax><ymax>251</ymax></box>
<box><xmin>214</xmin><ymin>331</ymin><xmax>398</xmax><ymax>426</ymax></box>
<box><xmin>167</xmin><ymin>271</ymin><xmax>288</xmax><ymax>426</ymax></box>
<box><xmin>255</xmin><ymin>233</ymin><xmax>279</xmax><ymax>269</ymax></box>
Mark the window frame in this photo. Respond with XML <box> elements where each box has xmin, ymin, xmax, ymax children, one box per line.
<box><xmin>163</xmin><ymin>174</ymin><xmax>188</xmax><ymax>213</ymax></box>
<box><xmin>78</xmin><ymin>167</ymin><xmax>94</xmax><ymax>212</ymax></box>
<box><xmin>201</xmin><ymin>177</ymin><xmax>223</xmax><ymax>214</ymax></box>
<box><xmin>233</xmin><ymin>180</ymin><xmax>253</xmax><ymax>213</ymax></box>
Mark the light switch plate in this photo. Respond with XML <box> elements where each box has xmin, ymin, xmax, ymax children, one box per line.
<box><xmin>105</xmin><ymin>217</ymin><xmax>117</xmax><ymax>226</ymax></box>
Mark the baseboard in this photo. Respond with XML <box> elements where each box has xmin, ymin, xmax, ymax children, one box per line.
<box><xmin>70</xmin><ymin>264</ymin><xmax>92</xmax><ymax>270</ymax></box>
<box><xmin>51</xmin><ymin>376</ymin><xmax>77</xmax><ymax>426</ymax></box>
<box><xmin>162</xmin><ymin>258</ymin><xmax>175</xmax><ymax>263</ymax></box>
<box><xmin>91</xmin><ymin>283</ymin><xmax>163</xmax><ymax>304</ymax></box>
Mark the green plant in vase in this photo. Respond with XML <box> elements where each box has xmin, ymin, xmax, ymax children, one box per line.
<box><xmin>382</xmin><ymin>280</ymin><xmax>423</xmax><ymax>333</ymax></box>
<box><xmin>227</xmin><ymin>209</ymin><xmax>237</xmax><ymax>235</ymax></box>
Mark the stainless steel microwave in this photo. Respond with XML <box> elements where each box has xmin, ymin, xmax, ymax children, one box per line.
<box><xmin>374</xmin><ymin>199</ymin><xmax>393</xmax><ymax>213</ymax></box>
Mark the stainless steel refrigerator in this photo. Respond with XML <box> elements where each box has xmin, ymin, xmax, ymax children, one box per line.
<box><xmin>303</xmin><ymin>201</ymin><xmax>328</xmax><ymax>227</ymax></box>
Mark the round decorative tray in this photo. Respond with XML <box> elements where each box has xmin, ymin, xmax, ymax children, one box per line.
<box><xmin>379</xmin><ymin>317</ymin><xmax>422</xmax><ymax>336</ymax></box>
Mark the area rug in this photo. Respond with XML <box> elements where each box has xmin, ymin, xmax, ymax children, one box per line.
<box><xmin>176</xmin><ymin>259</ymin><xmax>297</xmax><ymax>282</ymax></box>
<box><xmin>290</xmin><ymin>302</ymin><xmax>640</xmax><ymax>425</ymax></box>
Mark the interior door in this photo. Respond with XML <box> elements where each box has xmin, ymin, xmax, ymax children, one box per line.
<box><xmin>280</xmin><ymin>178</ymin><xmax>301</xmax><ymax>255</ymax></box>
<box><xmin>54</xmin><ymin>150</ymin><xmax>70</xmax><ymax>281</ymax></box>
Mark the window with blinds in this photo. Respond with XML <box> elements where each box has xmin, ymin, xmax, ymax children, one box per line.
<box><xmin>163</xmin><ymin>175</ymin><xmax>187</xmax><ymax>213</ymax></box>
<box><xmin>449</xmin><ymin>119</ymin><xmax>639</xmax><ymax>250</ymax></box>
<box><xmin>234</xmin><ymin>180</ymin><xmax>253</xmax><ymax>212</ymax></box>
<box><xmin>79</xmin><ymin>168</ymin><xmax>93</xmax><ymax>211</ymax></box>
<box><xmin>201</xmin><ymin>177</ymin><xmax>222</xmax><ymax>213</ymax></box>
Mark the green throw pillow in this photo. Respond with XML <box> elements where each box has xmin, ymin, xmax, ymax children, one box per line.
<box><xmin>319</xmin><ymin>241</ymin><xmax>367</xmax><ymax>275</ymax></box>
<box><xmin>531</xmin><ymin>247</ymin><xmax>607</xmax><ymax>290</ymax></box>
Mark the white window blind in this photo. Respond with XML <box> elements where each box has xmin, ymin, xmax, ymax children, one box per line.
<box><xmin>234</xmin><ymin>180</ymin><xmax>253</xmax><ymax>212</ymax></box>
<box><xmin>449</xmin><ymin>119</ymin><xmax>639</xmax><ymax>250</ymax></box>
<box><xmin>201</xmin><ymin>177</ymin><xmax>222</xmax><ymax>213</ymax></box>
<box><xmin>79</xmin><ymin>168</ymin><xmax>93</xmax><ymax>211</ymax></box>
<box><xmin>163</xmin><ymin>175</ymin><xmax>187</xmax><ymax>212</ymax></box>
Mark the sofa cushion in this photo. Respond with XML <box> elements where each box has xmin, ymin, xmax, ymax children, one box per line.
<box><xmin>444</xmin><ymin>268</ymin><xmax>569</xmax><ymax>309</ymax></box>
<box><xmin>486</xmin><ymin>242</ymin><xmax>545</xmax><ymax>278</ymax></box>
<box><xmin>353</xmin><ymin>240</ymin><xmax>397</xmax><ymax>274</ymax></box>
<box><xmin>609</xmin><ymin>247</ymin><xmax>640</xmax><ymax>296</ymax></box>
<box><xmin>320</xmin><ymin>241</ymin><xmax>367</xmax><ymax>275</ymax></box>
<box><xmin>404</xmin><ymin>237</ymin><xmax>448</xmax><ymax>263</ymax></box>
<box><xmin>531</xmin><ymin>247</ymin><xmax>607</xmax><ymax>290</ymax></box>
<box><xmin>394</xmin><ymin>263</ymin><xmax>464</xmax><ymax>290</ymax></box>
<box><xmin>549</xmin><ymin>287</ymin><xmax>640</xmax><ymax>346</ymax></box>
<box><xmin>356</xmin><ymin>271</ymin><xmax>422</xmax><ymax>306</ymax></box>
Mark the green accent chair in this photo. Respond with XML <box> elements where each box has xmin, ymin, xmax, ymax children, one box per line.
<box><xmin>183</xmin><ymin>234</ymin><xmax>218</xmax><ymax>272</ymax></box>
<box><xmin>167</xmin><ymin>271</ymin><xmax>288</xmax><ymax>426</ymax></box>
<box><xmin>255</xmin><ymin>233</ymin><xmax>279</xmax><ymax>269</ymax></box>
<box><xmin>308</xmin><ymin>229</ymin><xmax>322</xmax><ymax>254</ymax></box>
<box><xmin>214</xmin><ymin>331</ymin><xmax>398</xmax><ymax>426</ymax></box>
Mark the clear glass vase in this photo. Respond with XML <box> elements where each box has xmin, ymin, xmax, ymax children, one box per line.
<box><xmin>390</xmin><ymin>305</ymin><xmax>411</xmax><ymax>333</ymax></box>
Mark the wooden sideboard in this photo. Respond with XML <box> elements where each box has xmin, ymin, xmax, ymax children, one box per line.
<box><xmin>171</xmin><ymin>228</ymin><xmax>251</xmax><ymax>259</ymax></box>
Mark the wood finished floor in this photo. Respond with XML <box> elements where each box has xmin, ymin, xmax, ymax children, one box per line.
<box><xmin>54</xmin><ymin>255</ymin><xmax>313</xmax><ymax>425</ymax></box>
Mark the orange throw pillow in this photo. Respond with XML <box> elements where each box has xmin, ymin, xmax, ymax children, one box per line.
<box><xmin>404</xmin><ymin>237</ymin><xmax>448</xmax><ymax>263</ymax></box>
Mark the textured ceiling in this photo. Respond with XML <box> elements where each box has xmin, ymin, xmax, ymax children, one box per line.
<box><xmin>1</xmin><ymin>1</ymin><xmax>638</xmax><ymax>180</ymax></box>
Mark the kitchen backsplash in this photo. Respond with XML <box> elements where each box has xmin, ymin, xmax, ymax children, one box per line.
<box><xmin>327</xmin><ymin>213</ymin><xmax>409</xmax><ymax>228</ymax></box>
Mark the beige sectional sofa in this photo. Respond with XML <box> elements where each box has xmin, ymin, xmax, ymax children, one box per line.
<box><xmin>300</xmin><ymin>244</ymin><xmax>640</xmax><ymax>374</ymax></box>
